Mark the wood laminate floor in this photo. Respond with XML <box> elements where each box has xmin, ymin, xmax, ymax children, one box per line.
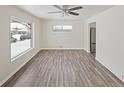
<box><xmin>4</xmin><ymin>50</ymin><xmax>124</xmax><ymax>87</ymax></box>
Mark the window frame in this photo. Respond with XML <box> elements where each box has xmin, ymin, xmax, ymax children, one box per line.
<box><xmin>9</xmin><ymin>16</ymin><xmax>35</xmax><ymax>62</ymax></box>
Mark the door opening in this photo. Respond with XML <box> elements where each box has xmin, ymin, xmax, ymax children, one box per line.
<box><xmin>89</xmin><ymin>22</ymin><xmax>96</xmax><ymax>56</ymax></box>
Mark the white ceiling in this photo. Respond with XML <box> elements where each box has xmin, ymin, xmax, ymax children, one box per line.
<box><xmin>17</xmin><ymin>5</ymin><xmax>114</xmax><ymax>20</ymax></box>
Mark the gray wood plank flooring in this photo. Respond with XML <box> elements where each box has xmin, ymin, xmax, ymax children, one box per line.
<box><xmin>4</xmin><ymin>50</ymin><xmax>124</xmax><ymax>87</ymax></box>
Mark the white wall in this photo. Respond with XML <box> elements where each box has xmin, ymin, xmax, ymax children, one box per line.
<box><xmin>41</xmin><ymin>20</ymin><xmax>84</xmax><ymax>49</ymax></box>
<box><xmin>0</xmin><ymin>6</ymin><xmax>43</xmax><ymax>86</ymax></box>
<box><xmin>84</xmin><ymin>6</ymin><xmax>124</xmax><ymax>82</ymax></box>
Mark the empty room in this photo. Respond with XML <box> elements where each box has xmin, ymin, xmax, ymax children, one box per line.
<box><xmin>0</xmin><ymin>5</ymin><xmax>124</xmax><ymax>87</ymax></box>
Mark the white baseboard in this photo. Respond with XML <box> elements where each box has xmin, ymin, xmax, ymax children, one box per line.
<box><xmin>82</xmin><ymin>48</ymin><xmax>90</xmax><ymax>53</ymax></box>
<box><xmin>42</xmin><ymin>48</ymin><xmax>84</xmax><ymax>50</ymax></box>
<box><xmin>0</xmin><ymin>48</ymin><xmax>42</xmax><ymax>86</ymax></box>
<box><xmin>87</xmin><ymin>50</ymin><xmax>90</xmax><ymax>53</ymax></box>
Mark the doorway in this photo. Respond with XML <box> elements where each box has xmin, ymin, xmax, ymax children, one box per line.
<box><xmin>89</xmin><ymin>22</ymin><xmax>96</xmax><ymax>56</ymax></box>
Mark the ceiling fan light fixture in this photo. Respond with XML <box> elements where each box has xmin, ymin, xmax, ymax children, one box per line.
<box><xmin>48</xmin><ymin>5</ymin><xmax>83</xmax><ymax>16</ymax></box>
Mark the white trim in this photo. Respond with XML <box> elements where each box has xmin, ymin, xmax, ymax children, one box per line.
<box><xmin>42</xmin><ymin>48</ymin><xmax>84</xmax><ymax>50</ymax></box>
<box><xmin>87</xmin><ymin>50</ymin><xmax>90</xmax><ymax>53</ymax></box>
<box><xmin>95</xmin><ymin>57</ymin><xmax>101</xmax><ymax>63</ymax></box>
<box><xmin>82</xmin><ymin>48</ymin><xmax>90</xmax><ymax>53</ymax></box>
<box><xmin>0</xmin><ymin>48</ymin><xmax>42</xmax><ymax>86</ymax></box>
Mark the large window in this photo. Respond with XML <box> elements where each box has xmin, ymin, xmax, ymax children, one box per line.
<box><xmin>53</xmin><ymin>25</ymin><xmax>72</xmax><ymax>32</ymax></box>
<box><xmin>10</xmin><ymin>17</ymin><xmax>33</xmax><ymax>59</ymax></box>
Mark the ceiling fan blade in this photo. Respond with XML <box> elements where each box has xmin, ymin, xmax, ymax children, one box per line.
<box><xmin>53</xmin><ymin>5</ymin><xmax>63</xmax><ymax>10</ymax></box>
<box><xmin>69</xmin><ymin>6</ymin><xmax>83</xmax><ymax>11</ymax></box>
<box><xmin>48</xmin><ymin>11</ymin><xmax>62</xmax><ymax>14</ymax></box>
<box><xmin>69</xmin><ymin>12</ymin><xmax>79</xmax><ymax>16</ymax></box>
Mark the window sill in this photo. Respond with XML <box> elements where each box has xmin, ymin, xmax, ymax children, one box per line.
<box><xmin>11</xmin><ymin>48</ymin><xmax>34</xmax><ymax>63</ymax></box>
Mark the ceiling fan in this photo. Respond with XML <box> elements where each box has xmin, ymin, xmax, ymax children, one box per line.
<box><xmin>48</xmin><ymin>5</ymin><xmax>83</xmax><ymax>16</ymax></box>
